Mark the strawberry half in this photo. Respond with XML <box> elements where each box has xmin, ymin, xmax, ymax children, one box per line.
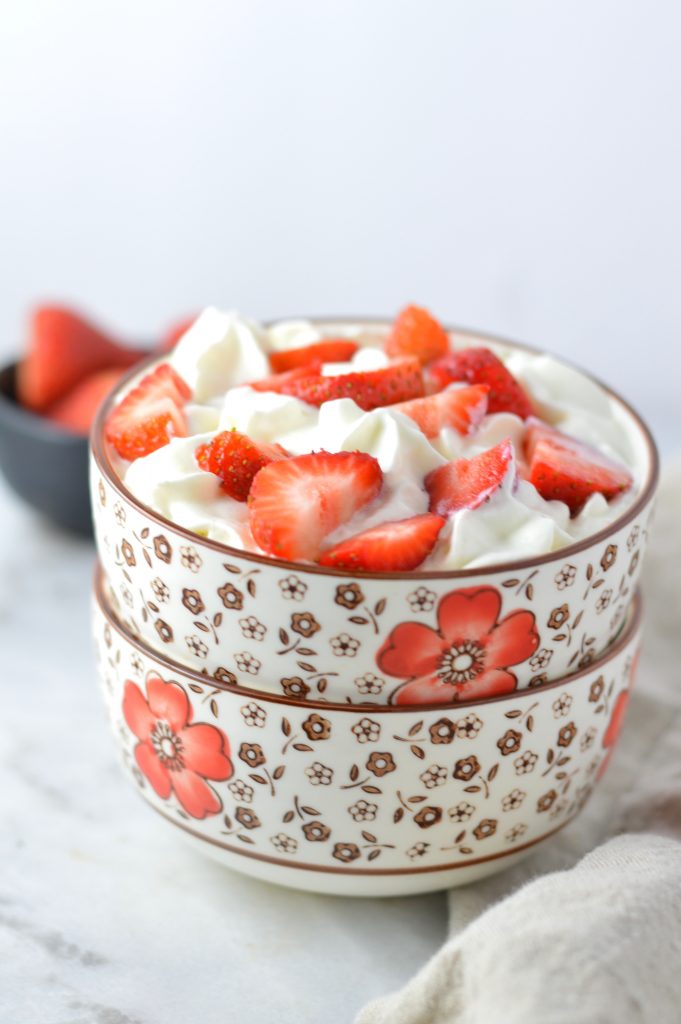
<box><xmin>46</xmin><ymin>368</ymin><xmax>126</xmax><ymax>435</ymax></box>
<box><xmin>394</xmin><ymin>384</ymin><xmax>489</xmax><ymax>438</ymax></box>
<box><xmin>318</xmin><ymin>513</ymin><xmax>446</xmax><ymax>572</ymax></box>
<box><xmin>425</xmin><ymin>438</ymin><xmax>514</xmax><ymax>516</ymax></box>
<box><xmin>385</xmin><ymin>305</ymin><xmax>450</xmax><ymax>365</ymax></box>
<box><xmin>196</xmin><ymin>430</ymin><xmax>288</xmax><ymax>501</ymax></box>
<box><xmin>248</xmin><ymin>451</ymin><xmax>383</xmax><ymax>561</ymax></box>
<box><xmin>105</xmin><ymin>363</ymin><xmax>191</xmax><ymax>461</ymax></box>
<box><xmin>269</xmin><ymin>339</ymin><xmax>359</xmax><ymax>373</ymax></box>
<box><xmin>427</xmin><ymin>347</ymin><xmax>533</xmax><ymax>419</ymax></box>
<box><xmin>273</xmin><ymin>358</ymin><xmax>425</xmax><ymax>411</ymax></box>
<box><xmin>525</xmin><ymin>419</ymin><xmax>633</xmax><ymax>515</ymax></box>
<box><xmin>248</xmin><ymin>361</ymin><xmax>323</xmax><ymax>394</ymax></box>
<box><xmin>17</xmin><ymin>306</ymin><xmax>142</xmax><ymax>411</ymax></box>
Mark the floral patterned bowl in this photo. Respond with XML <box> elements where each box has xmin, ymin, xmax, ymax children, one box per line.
<box><xmin>93</xmin><ymin>565</ymin><xmax>643</xmax><ymax>897</ymax></box>
<box><xmin>90</xmin><ymin>330</ymin><xmax>657</xmax><ymax>707</ymax></box>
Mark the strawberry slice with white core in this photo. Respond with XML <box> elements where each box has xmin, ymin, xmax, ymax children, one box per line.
<box><xmin>427</xmin><ymin>347</ymin><xmax>533</xmax><ymax>419</ymax></box>
<box><xmin>268</xmin><ymin>358</ymin><xmax>425</xmax><ymax>411</ymax></box>
<box><xmin>248</xmin><ymin>451</ymin><xmax>383</xmax><ymax>561</ymax></box>
<box><xmin>525</xmin><ymin>419</ymin><xmax>633</xmax><ymax>515</ymax></box>
<box><xmin>394</xmin><ymin>384</ymin><xmax>489</xmax><ymax>438</ymax></box>
<box><xmin>105</xmin><ymin>363</ymin><xmax>191</xmax><ymax>461</ymax></box>
<box><xmin>425</xmin><ymin>438</ymin><xmax>515</xmax><ymax>516</ymax></box>
<box><xmin>196</xmin><ymin>430</ymin><xmax>288</xmax><ymax>501</ymax></box>
<box><xmin>318</xmin><ymin>514</ymin><xmax>446</xmax><ymax>572</ymax></box>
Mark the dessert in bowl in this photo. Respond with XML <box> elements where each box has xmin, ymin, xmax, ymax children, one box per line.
<box><xmin>93</xmin><ymin>566</ymin><xmax>643</xmax><ymax>897</ymax></box>
<box><xmin>91</xmin><ymin>307</ymin><xmax>657</xmax><ymax>704</ymax></box>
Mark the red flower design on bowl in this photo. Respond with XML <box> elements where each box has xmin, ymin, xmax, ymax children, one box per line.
<box><xmin>377</xmin><ymin>586</ymin><xmax>539</xmax><ymax>706</ymax></box>
<box><xmin>123</xmin><ymin>675</ymin><xmax>233</xmax><ymax>818</ymax></box>
<box><xmin>598</xmin><ymin>688</ymin><xmax>631</xmax><ymax>778</ymax></box>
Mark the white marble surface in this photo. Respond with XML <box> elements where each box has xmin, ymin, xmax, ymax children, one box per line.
<box><xmin>0</xmin><ymin>476</ymin><xmax>446</xmax><ymax>1024</ymax></box>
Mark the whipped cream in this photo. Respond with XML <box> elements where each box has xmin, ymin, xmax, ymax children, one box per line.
<box><xmin>117</xmin><ymin>309</ymin><xmax>647</xmax><ymax>570</ymax></box>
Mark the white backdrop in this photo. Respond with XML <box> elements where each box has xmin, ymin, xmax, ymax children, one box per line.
<box><xmin>1</xmin><ymin>0</ymin><xmax>679</xmax><ymax>449</ymax></box>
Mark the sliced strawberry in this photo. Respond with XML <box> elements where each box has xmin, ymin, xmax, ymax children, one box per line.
<box><xmin>248</xmin><ymin>451</ymin><xmax>383</xmax><ymax>561</ymax></box>
<box><xmin>394</xmin><ymin>384</ymin><xmax>489</xmax><ymax>438</ymax></box>
<box><xmin>385</xmin><ymin>305</ymin><xmax>450</xmax><ymax>365</ymax></box>
<box><xmin>427</xmin><ymin>347</ymin><xmax>533</xmax><ymax>419</ymax></box>
<box><xmin>425</xmin><ymin>438</ymin><xmax>514</xmax><ymax>516</ymax></box>
<box><xmin>269</xmin><ymin>339</ymin><xmax>359</xmax><ymax>373</ymax></box>
<box><xmin>525</xmin><ymin>419</ymin><xmax>633</xmax><ymax>515</ymax></box>
<box><xmin>105</xmin><ymin>363</ymin><xmax>191</xmax><ymax>461</ymax></box>
<box><xmin>196</xmin><ymin>430</ymin><xmax>288</xmax><ymax>501</ymax></box>
<box><xmin>248</xmin><ymin>361</ymin><xmax>323</xmax><ymax>394</ymax></box>
<box><xmin>273</xmin><ymin>358</ymin><xmax>425</xmax><ymax>411</ymax></box>
<box><xmin>46</xmin><ymin>368</ymin><xmax>126</xmax><ymax>435</ymax></box>
<box><xmin>159</xmin><ymin>314</ymin><xmax>198</xmax><ymax>353</ymax></box>
<box><xmin>17</xmin><ymin>306</ymin><xmax>142</xmax><ymax>411</ymax></box>
<box><xmin>318</xmin><ymin>514</ymin><xmax>446</xmax><ymax>572</ymax></box>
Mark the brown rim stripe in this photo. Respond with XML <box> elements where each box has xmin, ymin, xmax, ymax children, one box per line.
<box><xmin>148</xmin><ymin>798</ymin><xmax>579</xmax><ymax>876</ymax></box>
<box><xmin>94</xmin><ymin>564</ymin><xmax>643</xmax><ymax>714</ymax></box>
<box><xmin>91</xmin><ymin>318</ymin><xmax>659</xmax><ymax>582</ymax></box>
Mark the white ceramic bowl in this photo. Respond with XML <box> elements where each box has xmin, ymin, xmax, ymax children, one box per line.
<box><xmin>93</xmin><ymin>565</ymin><xmax>643</xmax><ymax>897</ymax></box>
<box><xmin>90</xmin><ymin>326</ymin><xmax>657</xmax><ymax>706</ymax></box>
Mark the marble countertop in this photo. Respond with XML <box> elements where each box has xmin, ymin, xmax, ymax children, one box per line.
<box><xmin>0</xmin><ymin>477</ymin><xmax>446</xmax><ymax>1024</ymax></box>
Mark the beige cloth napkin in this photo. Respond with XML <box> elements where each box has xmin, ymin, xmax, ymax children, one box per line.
<box><xmin>357</xmin><ymin>459</ymin><xmax>681</xmax><ymax>1024</ymax></box>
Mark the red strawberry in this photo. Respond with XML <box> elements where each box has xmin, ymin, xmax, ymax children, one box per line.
<box><xmin>17</xmin><ymin>306</ymin><xmax>142</xmax><ymax>411</ymax></box>
<box><xmin>425</xmin><ymin>438</ymin><xmax>514</xmax><ymax>516</ymax></box>
<box><xmin>318</xmin><ymin>514</ymin><xmax>446</xmax><ymax>571</ymax></box>
<box><xmin>394</xmin><ymin>384</ymin><xmax>489</xmax><ymax>438</ymax></box>
<box><xmin>385</xmin><ymin>305</ymin><xmax>450</xmax><ymax>365</ymax></box>
<box><xmin>274</xmin><ymin>358</ymin><xmax>425</xmax><ymax>411</ymax></box>
<box><xmin>248</xmin><ymin>451</ymin><xmax>383</xmax><ymax>561</ymax></box>
<box><xmin>248</xmin><ymin>361</ymin><xmax>324</xmax><ymax>394</ymax></box>
<box><xmin>159</xmin><ymin>314</ymin><xmax>198</xmax><ymax>353</ymax></box>
<box><xmin>196</xmin><ymin>430</ymin><xmax>288</xmax><ymax>501</ymax></box>
<box><xmin>269</xmin><ymin>339</ymin><xmax>359</xmax><ymax>373</ymax></box>
<box><xmin>105</xmin><ymin>363</ymin><xmax>191</xmax><ymax>461</ymax></box>
<box><xmin>46</xmin><ymin>368</ymin><xmax>126</xmax><ymax>435</ymax></box>
<box><xmin>525</xmin><ymin>419</ymin><xmax>633</xmax><ymax>515</ymax></box>
<box><xmin>427</xmin><ymin>347</ymin><xmax>533</xmax><ymax>419</ymax></box>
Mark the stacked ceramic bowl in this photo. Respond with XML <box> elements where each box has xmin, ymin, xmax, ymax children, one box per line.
<box><xmin>90</xmin><ymin>328</ymin><xmax>658</xmax><ymax>896</ymax></box>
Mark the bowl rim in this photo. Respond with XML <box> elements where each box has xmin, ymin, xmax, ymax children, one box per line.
<box><xmin>95</xmin><ymin>563</ymin><xmax>643</xmax><ymax>714</ymax></box>
<box><xmin>91</xmin><ymin>318</ymin><xmax>660</xmax><ymax>580</ymax></box>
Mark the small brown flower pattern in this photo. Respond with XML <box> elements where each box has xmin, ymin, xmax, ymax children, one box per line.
<box><xmin>214</xmin><ymin>667</ymin><xmax>238</xmax><ymax>685</ymax></box>
<box><xmin>302</xmin><ymin>714</ymin><xmax>331</xmax><ymax>741</ymax></box>
<box><xmin>330</xmin><ymin>633</ymin><xmax>360</xmax><ymax>657</ymax></box>
<box><xmin>290</xmin><ymin>612</ymin><xmax>320</xmax><ymax>637</ymax></box>
<box><xmin>497</xmin><ymin>729</ymin><xmax>522</xmax><ymax>756</ymax></box>
<box><xmin>407</xmin><ymin>586</ymin><xmax>436</xmax><ymax>613</ymax></box>
<box><xmin>229</xmin><ymin>779</ymin><xmax>254</xmax><ymax>803</ymax></box>
<box><xmin>239</xmin><ymin>616</ymin><xmax>266</xmax><ymax>641</ymax></box>
<box><xmin>414</xmin><ymin>806</ymin><xmax>443</xmax><ymax>829</ymax></box>
<box><xmin>335</xmin><ymin>583</ymin><xmax>364</xmax><ymax>610</ymax></box>
<box><xmin>151</xmin><ymin>578</ymin><xmax>170</xmax><ymax>602</ymax></box>
<box><xmin>473</xmin><ymin>818</ymin><xmax>497</xmax><ymax>840</ymax></box>
<box><xmin>153</xmin><ymin>534</ymin><xmax>172</xmax><ymax>563</ymax></box>
<box><xmin>305</xmin><ymin>762</ymin><xmax>333</xmax><ymax>785</ymax></box>
<box><xmin>505</xmin><ymin>823</ymin><xmax>528</xmax><ymax>843</ymax></box>
<box><xmin>420</xmin><ymin>765</ymin><xmax>448</xmax><ymax>789</ymax></box>
<box><xmin>600</xmin><ymin>544</ymin><xmax>618</xmax><ymax>571</ymax></box>
<box><xmin>407</xmin><ymin>842</ymin><xmax>430</xmax><ymax>859</ymax></box>
<box><xmin>530</xmin><ymin>648</ymin><xmax>553</xmax><ymax>671</ymax></box>
<box><xmin>580</xmin><ymin>727</ymin><xmax>597</xmax><ymax>752</ymax></box>
<box><xmin>529</xmin><ymin>673</ymin><xmax>549</xmax><ymax>688</ymax></box>
<box><xmin>354</xmin><ymin>673</ymin><xmax>385</xmax><ymax>695</ymax></box>
<box><xmin>456</xmin><ymin>714</ymin><xmax>483</xmax><ymax>739</ymax></box>
<box><xmin>366</xmin><ymin>752</ymin><xmax>396</xmax><ymax>777</ymax></box>
<box><xmin>555</xmin><ymin>564</ymin><xmax>576</xmax><ymax>589</ymax></box>
<box><xmin>271</xmin><ymin>833</ymin><xmax>297</xmax><ymax>854</ymax></box>
<box><xmin>154</xmin><ymin>619</ymin><xmax>173</xmax><ymax>644</ymax></box>
<box><xmin>241</xmin><ymin>702</ymin><xmax>266</xmax><ymax>728</ymax></box>
<box><xmin>348</xmin><ymin>799</ymin><xmax>378</xmax><ymax>822</ymax></box>
<box><xmin>453</xmin><ymin>756</ymin><xmax>480</xmax><ymax>782</ymax></box>
<box><xmin>280</xmin><ymin>676</ymin><xmax>310</xmax><ymax>699</ymax></box>
<box><xmin>351</xmin><ymin>718</ymin><xmax>380</xmax><ymax>744</ymax></box>
<box><xmin>278</xmin><ymin>575</ymin><xmax>307</xmax><ymax>601</ymax></box>
<box><xmin>235</xmin><ymin>806</ymin><xmax>261</xmax><ymax>830</ymax></box>
<box><xmin>113</xmin><ymin>502</ymin><xmax>126</xmax><ymax>526</ymax></box>
<box><xmin>557</xmin><ymin>722</ymin><xmax>577</xmax><ymax>748</ymax></box>
<box><xmin>429</xmin><ymin>718</ymin><xmax>456</xmax><ymax>745</ymax></box>
<box><xmin>627</xmin><ymin>526</ymin><xmax>640</xmax><ymax>551</ymax></box>
<box><xmin>552</xmin><ymin>693</ymin><xmax>573</xmax><ymax>718</ymax></box>
<box><xmin>180</xmin><ymin>546</ymin><xmax>202</xmax><ymax>573</ymax></box>
<box><xmin>596</xmin><ymin>590</ymin><xmax>612</xmax><ymax>614</ymax></box>
<box><xmin>628</xmin><ymin>551</ymin><xmax>640</xmax><ymax>576</ymax></box>
<box><xmin>182</xmin><ymin>588</ymin><xmax>205</xmax><ymax>614</ymax></box>
<box><xmin>537</xmin><ymin>789</ymin><xmax>558</xmax><ymax>813</ymax></box>
<box><xmin>514</xmin><ymin>751</ymin><xmax>538</xmax><ymax>775</ymax></box>
<box><xmin>239</xmin><ymin>743</ymin><xmax>266</xmax><ymax>768</ymax></box>
<box><xmin>502</xmin><ymin>788</ymin><xmax>526</xmax><ymax>812</ymax></box>
<box><xmin>548</xmin><ymin>604</ymin><xmax>569</xmax><ymax>629</ymax></box>
<box><xmin>218</xmin><ymin>582</ymin><xmax>244</xmax><ymax>611</ymax></box>
<box><xmin>448</xmin><ymin>802</ymin><xmax>475</xmax><ymax>823</ymax></box>
<box><xmin>186</xmin><ymin>635</ymin><xmax>208</xmax><ymax>659</ymax></box>
<box><xmin>589</xmin><ymin>676</ymin><xmax>605</xmax><ymax>702</ymax></box>
<box><xmin>333</xmin><ymin>842</ymin><xmax>361</xmax><ymax>863</ymax></box>
<box><xmin>302</xmin><ymin>821</ymin><xmax>331</xmax><ymax>842</ymax></box>
<box><xmin>121</xmin><ymin>539</ymin><xmax>136</xmax><ymax>566</ymax></box>
<box><xmin>235</xmin><ymin>652</ymin><xmax>260</xmax><ymax>675</ymax></box>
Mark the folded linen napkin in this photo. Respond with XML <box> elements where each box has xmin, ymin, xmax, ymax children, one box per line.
<box><xmin>357</xmin><ymin>459</ymin><xmax>681</xmax><ymax>1024</ymax></box>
